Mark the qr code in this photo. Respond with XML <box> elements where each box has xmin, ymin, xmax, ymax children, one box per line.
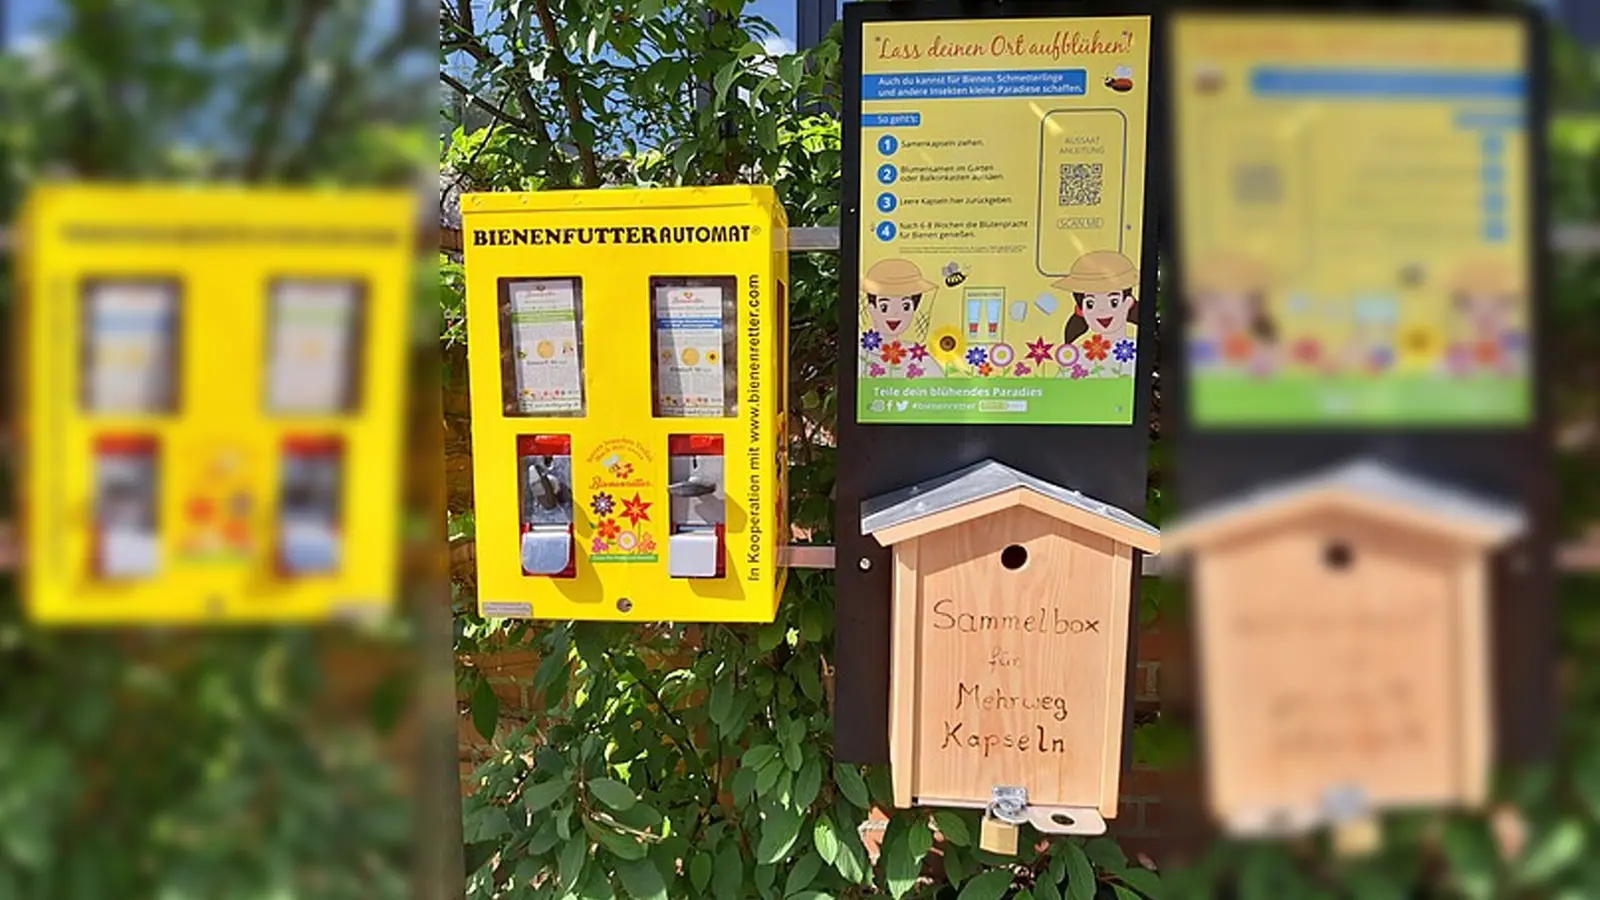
<box><xmin>1233</xmin><ymin>163</ymin><xmax>1283</xmax><ymax>205</ymax></box>
<box><xmin>1057</xmin><ymin>163</ymin><xmax>1103</xmax><ymax>207</ymax></box>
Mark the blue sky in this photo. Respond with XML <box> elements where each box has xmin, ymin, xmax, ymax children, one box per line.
<box><xmin>4</xmin><ymin>0</ymin><xmax>1558</xmax><ymax>50</ymax></box>
<box><xmin>5</xmin><ymin>0</ymin><xmax>846</xmax><ymax>50</ymax></box>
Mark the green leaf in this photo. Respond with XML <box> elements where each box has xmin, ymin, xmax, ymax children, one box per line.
<box><xmin>1064</xmin><ymin>841</ymin><xmax>1098</xmax><ymax>900</ymax></box>
<box><xmin>1441</xmin><ymin>819</ymin><xmax>1497</xmax><ymax>900</ymax></box>
<box><xmin>463</xmin><ymin>839</ymin><xmax>498</xmax><ymax>877</ymax></box>
<box><xmin>1118</xmin><ymin>867</ymin><xmax>1163</xmax><ymax>899</ymax></box>
<box><xmin>672</xmin><ymin>142</ymin><xmax>698</xmax><ymax>179</ymax></box>
<box><xmin>589</xmin><ymin>777</ymin><xmax>637</xmax><ymax>811</ymax></box>
<box><xmin>558</xmin><ymin>834</ymin><xmax>588</xmax><ymax>893</ymax></box>
<box><xmin>814</xmin><ymin>816</ymin><xmax>841</xmax><ymax>865</ymax></box>
<box><xmin>783</xmin><ymin>851</ymin><xmax>824</xmax><ymax>896</ymax></box>
<box><xmin>933</xmin><ymin>810</ymin><xmax>972</xmax><ymax>846</ymax></box>
<box><xmin>690</xmin><ymin>852</ymin><xmax>713</xmax><ymax>893</ymax></box>
<box><xmin>883</xmin><ymin>818</ymin><xmax>930</xmax><ymax>900</ymax></box>
<box><xmin>743</xmin><ymin>744</ymin><xmax>781</xmax><ymax>771</ymax></box>
<box><xmin>757</xmin><ymin>805</ymin><xmax>804</xmax><ymax>864</ymax></box>
<box><xmin>708</xmin><ymin>675</ymin><xmax>735</xmax><ymax>728</ymax></box>
<box><xmin>616</xmin><ymin>857</ymin><xmax>668</xmax><ymax>900</ymax></box>
<box><xmin>833</xmin><ymin>825</ymin><xmax>870</xmax><ymax>885</ymax></box>
<box><xmin>778</xmin><ymin>55</ymin><xmax>805</xmax><ymax>88</ymax></box>
<box><xmin>957</xmin><ymin>868</ymin><xmax>1014</xmax><ymax>900</ymax></box>
<box><xmin>794</xmin><ymin>756</ymin><xmax>823</xmax><ymax>808</ymax></box>
<box><xmin>1518</xmin><ymin>819</ymin><xmax>1586</xmax><ymax>884</ymax></box>
<box><xmin>1085</xmin><ymin>837</ymin><xmax>1128</xmax><ymax>873</ymax></box>
<box><xmin>587</xmin><ymin>821</ymin><xmax>649</xmax><ymax>861</ymax></box>
<box><xmin>714</xmin><ymin>61</ymin><xmax>740</xmax><ymax>108</ymax></box>
<box><xmin>834</xmin><ymin>764</ymin><xmax>870</xmax><ymax>808</ymax></box>
<box><xmin>471</xmin><ymin>677</ymin><xmax>499</xmax><ymax>742</ymax></box>
<box><xmin>713</xmin><ymin>842</ymin><xmax>745</xmax><ymax>900</ymax></box>
<box><xmin>1113</xmin><ymin>887</ymin><xmax>1142</xmax><ymax>900</ymax></box>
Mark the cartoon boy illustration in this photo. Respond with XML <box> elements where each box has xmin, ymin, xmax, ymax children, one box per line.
<box><xmin>1446</xmin><ymin>259</ymin><xmax>1525</xmax><ymax>377</ymax></box>
<box><xmin>1182</xmin><ymin>251</ymin><xmax>1278</xmax><ymax>376</ymax></box>
<box><xmin>859</xmin><ymin>258</ymin><xmax>943</xmax><ymax>379</ymax></box>
<box><xmin>1054</xmin><ymin>250</ymin><xmax>1140</xmax><ymax>376</ymax></box>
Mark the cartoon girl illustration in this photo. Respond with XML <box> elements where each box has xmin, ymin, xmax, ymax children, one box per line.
<box><xmin>1343</xmin><ymin>294</ymin><xmax>1399</xmax><ymax>377</ymax></box>
<box><xmin>1053</xmin><ymin>250</ymin><xmax>1141</xmax><ymax>377</ymax></box>
<box><xmin>859</xmin><ymin>258</ymin><xmax>944</xmax><ymax>379</ymax></box>
<box><xmin>1182</xmin><ymin>251</ymin><xmax>1278</xmax><ymax>376</ymax></box>
<box><xmin>1446</xmin><ymin>259</ymin><xmax>1525</xmax><ymax>377</ymax></box>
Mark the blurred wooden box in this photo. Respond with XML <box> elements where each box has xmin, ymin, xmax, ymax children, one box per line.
<box><xmin>862</xmin><ymin>460</ymin><xmax>1159</xmax><ymax>832</ymax></box>
<box><xmin>1166</xmin><ymin>461</ymin><xmax>1525</xmax><ymax>835</ymax></box>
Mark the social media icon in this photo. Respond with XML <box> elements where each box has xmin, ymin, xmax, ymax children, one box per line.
<box><xmin>875</xmin><ymin>221</ymin><xmax>897</xmax><ymax>242</ymax></box>
<box><xmin>878</xmin><ymin>134</ymin><xmax>899</xmax><ymax>156</ymax></box>
<box><xmin>877</xmin><ymin>164</ymin><xmax>898</xmax><ymax>185</ymax></box>
<box><xmin>877</xmin><ymin>192</ymin><xmax>898</xmax><ymax>213</ymax></box>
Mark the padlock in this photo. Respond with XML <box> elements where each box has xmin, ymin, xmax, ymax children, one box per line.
<box><xmin>979</xmin><ymin>813</ymin><xmax>1020</xmax><ymax>856</ymax></box>
<box><xmin>1332</xmin><ymin>817</ymin><xmax>1380</xmax><ymax>857</ymax></box>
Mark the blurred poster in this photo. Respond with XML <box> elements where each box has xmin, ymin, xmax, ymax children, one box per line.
<box><xmin>267</xmin><ymin>279</ymin><xmax>362</xmax><ymax>414</ymax></box>
<box><xmin>84</xmin><ymin>280</ymin><xmax>179</xmax><ymax>413</ymax></box>
<box><xmin>1171</xmin><ymin>14</ymin><xmax>1531</xmax><ymax>426</ymax></box>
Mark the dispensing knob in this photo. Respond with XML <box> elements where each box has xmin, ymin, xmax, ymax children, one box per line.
<box><xmin>531</xmin><ymin>457</ymin><xmax>568</xmax><ymax>509</ymax></box>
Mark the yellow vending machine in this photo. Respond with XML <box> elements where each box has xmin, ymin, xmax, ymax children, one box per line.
<box><xmin>17</xmin><ymin>185</ymin><xmax>415</xmax><ymax>624</ymax></box>
<box><xmin>461</xmin><ymin>186</ymin><xmax>789</xmax><ymax>622</ymax></box>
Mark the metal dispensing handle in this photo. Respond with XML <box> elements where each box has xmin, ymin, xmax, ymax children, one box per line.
<box><xmin>531</xmin><ymin>457</ymin><xmax>569</xmax><ymax>510</ymax></box>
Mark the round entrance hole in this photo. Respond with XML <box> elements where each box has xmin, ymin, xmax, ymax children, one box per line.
<box><xmin>1001</xmin><ymin>544</ymin><xmax>1029</xmax><ymax>570</ymax></box>
<box><xmin>1323</xmin><ymin>541</ymin><xmax>1355</xmax><ymax>571</ymax></box>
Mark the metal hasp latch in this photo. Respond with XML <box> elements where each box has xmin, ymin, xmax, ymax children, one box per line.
<box><xmin>519</xmin><ymin>435</ymin><xmax>574</xmax><ymax>577</ymax></box>
<box><xmin>1227</xmin><ymin>783</ymin><xmax>1377</xmax><ymax>855</ymax></box>
<box><xmin>667</xmin><ymin>435</ymin><xmax>725</xmax><ymax>578</ymax></box>
<box><xmin>977</xmin><ymin>785</ymin><xmax>1110</xmax><ymax>856</ymax></box>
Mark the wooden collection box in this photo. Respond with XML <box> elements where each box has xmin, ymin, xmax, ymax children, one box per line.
<box><xmin>1165</xmin><ymin>460</ymin><xmax>1525</xmax><ymax>836</ymax></box>
<box><xmin>862</xmin><ymin>460</ymin><xmax>1160</xmax><ymax>834</ymax></box>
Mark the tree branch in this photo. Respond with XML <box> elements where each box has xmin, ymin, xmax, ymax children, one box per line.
<box><xmin>440</xmin><ymin>72</ymin><xmax>532</xmax><ymax>131</ymax></box>
<box><xmin>441</xmin><ymin>2</ymin><xmax>552</xmax><ymax>145</ymax></box>
<box><xmin>531</xmin><ymin>0</ymin><xmax>601</xmax><ymax>187</ymax></box>
<box><xmin>245</xmin><ymin>0</ymin><xmax>330</xmax><ymax>179</ymax></box>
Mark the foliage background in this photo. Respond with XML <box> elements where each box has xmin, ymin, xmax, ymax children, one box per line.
<box><xmin>441</xmin><ymin>1</ymin><xmax>1600</xmax><ymax>899</ymax></box>
<box><xmin>0</xmin><ymin>1</ymin><xmax>435</xmax><ymax>897</ymax></box>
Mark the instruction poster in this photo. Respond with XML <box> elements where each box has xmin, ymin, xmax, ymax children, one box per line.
<box><xmin>1172</xmin><ymin>15</ymin><xmax>1531</xmax><ymax>426</ymax></box>
<box><xmin>854</xmin><ymin>16</ymin><xmax>1151</xmax><ymax>425</ymax></box>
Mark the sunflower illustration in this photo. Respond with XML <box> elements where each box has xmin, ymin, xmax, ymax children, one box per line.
<box><xmin>1398</xmin><ymin>324</ymin><xmax>1445</xmax><ymax>372</ymax></box>
<box><xmin>929</xmin><ymin>325</ymin><xmax>964</xmax><ymax>367</ymax></box>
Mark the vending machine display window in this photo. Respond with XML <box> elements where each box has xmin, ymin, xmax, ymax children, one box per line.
<box><xmin>277</xmin><ymin>437</ymin><xmax>344</xmax><ymax>576</ymax></box>
<box><xmin>80</xmin><ymin>279</ymin><xmax>181</xmax><ymax>414</ymax></box>
<box><xmin>92</xmin><ymin>435</ymin><xmax>160</xmax><ymax>578</ymax></box>
<box><xmin>265</xmin><ymin>278</ymin><xmax>366</xmax><ymax>414</ymax></box>
<box><xmin>498</xmin><ymin>277</ymin><xmax>588</xmax><ymax>417</ymax></box>
<box><xmin>649</xmin><ymin>277</ymin><xmax>739</xmax><ymax>419</ymax></box>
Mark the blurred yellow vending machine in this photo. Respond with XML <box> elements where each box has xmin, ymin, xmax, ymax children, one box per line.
<box><xmin>16</xmin><ymin>186</ymin><xmax>415</xmax><ymax>624</ymax></box>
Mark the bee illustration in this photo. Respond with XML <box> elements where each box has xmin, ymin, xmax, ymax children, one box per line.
<box><xmin>942</xmin><ymin>262</ymin><xmax>968</xmax><ymax>287</ymax></box>
<box><xmin>1105</xmin><ymin>65</ymin><xmax>1135</xmax><ymax>93</ymax></box>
